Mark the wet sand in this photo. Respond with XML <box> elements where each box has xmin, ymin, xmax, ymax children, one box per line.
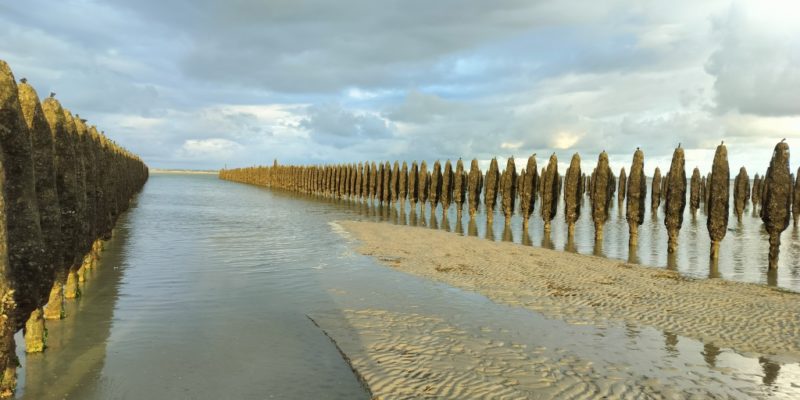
<box><xmin>336</xmin><ymin>220</ymin><xmax>800</xmax><ymax>361</ymax></box>
<box><xmin>311</xmin><ymin>309</ymin><xmax>700</xmax><ymax>399</ymax></box>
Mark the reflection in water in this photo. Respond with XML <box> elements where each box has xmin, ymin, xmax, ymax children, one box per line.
<box><xmin>441</xmin><ymin>213</ymin><xmax>450</xmax><ymax>232</ymax></box>
<box><xmin>627</xmin><ymin>244</ymin><xmax>640</xmax><ymax>264</ymax></box>
<box><xmin>485</xmin><ymin>219</ymin><xmax>495</xmax><ymax>242</ymax></box>
<box><xmin>767</xmin><ymin>268</ymin><xmax>778</xmax><ymax>287</ymax></box>
<box><xmin>760</xmin><ymin>357</ymin><xmax>781</xmax><ymax>386</ymax></box>
<box><xmin>542</xmin><ymin>231</ymin><xmax>554</xmax><ymax>250</ymax></box>
<box><xmin>429</xmin><ymin>211</ymin><xmax>439</xmax><ymax>230</ymax></box>
<box><xmin>663</xmin><ymin>332</ymin><xmax>679</xmax><ymax>358</ymax></box>
<box><xmin>502</xmin><ymin>224</ymin><xmax>514</xmax><ymax>243</ymax></box>
<box><xmin>467</xmin><ymin>218</ymin><xmax>478</xmax><ymax>237</ymax></box>
<box><xmin>593</xmin><ymin>238</ymin><xmax>603</xmax><ymax>257</ymax></box>
<box><xmin>522</xmin><ymin>228</ymin><xmax>533</xmax><ymax>247</ymax></box>
<box><xmin>565</xmin><ymin>234</ymin><xmax>578</xmax><ymax>253</ymax></box>
<box><xmin>409</xmin><ymin>207</ymin><xmax>418</xmax><ymax>227</ymax></box>
<box><xmin>709</xmin><ymin>257</ymin><xmax>721</xmax><ymax>279</ymax></box>
<box><xmin>666</xmin><ymin>252</ymin><xmax>678</xmax><ymax>271</ymax></box>
<box><xmin>455</xmin><ymin>217</ymin><xmax>464</xmax><ymax>236</ymax></box>
<box><xmin>702</xmin><ymin>343</ymin><xmax>721</xmax><ymax>368</ymax></box>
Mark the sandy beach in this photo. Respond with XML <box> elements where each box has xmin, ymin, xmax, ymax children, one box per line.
<box><xmin>335</xmin><ymin>220</ymin><xmax>800</xmax><ymax>361</ymax></box>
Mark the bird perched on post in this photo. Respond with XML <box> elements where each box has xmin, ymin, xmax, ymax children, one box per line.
<box><xmin>50</xmin><ymin>92</ymin><xmax>56</xmax><ymax>98</ymax></box>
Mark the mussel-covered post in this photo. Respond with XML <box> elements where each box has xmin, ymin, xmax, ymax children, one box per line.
<box><xmin>761</xmin><ymin>140</ymin><xmax>792</xmax><ymax>269</ymax></box>
<box><xmin>17</xmin><ymin>82</ymin><xmax>61</xmax><ymax>351</ymax></box>
<box><xmin>690</xmin><ymin>167</ymin><xmax>701</xmax><ymax>216</ymax></box>
<box><xmin>664</xmin><ymin>146</ymin><xmax>687</xmax><ymax>253</ymax></box>
<box><xmin>733</xmin><ymin>167</ymin><xmax>750</xmax><ymax>223</ymax></box>
<box><xmin>626</xmin><ymin>148</ymin><xmax>646</xmax><ymax>246</ymax></box>
<box><xmin>399</xmin><ymin>162</ymin><xmax>408</xmax><ymax>208</ymax></box>
<box><xmin>752</xmin><ymin>174</ymin><xmax>761</xmax><ymax>211</ymax></box>
<box><xmin>1</xmin><ymin>66</ymin><xmax>48</xmax><ymax>369</ymax></box>
<box><xmin>500</xmin><ymin>157</ymin><xmax>516</xmax><ymax>225</ymax></box>
<box><xmin>540</xmin><ymin>153</ymin><xmax>559</xmax><ymax>232</ymax></box>
<box><xmin>467</xmin><ymin>159</ymin><xmax>482</xmax><ymax>218</ymax></box>
<box><xmin>484</xmin><ymin>158</ymin><xmax>499</xmax><ymax>222</ymax></box>
<box><xmin>453</xmin><ymin>159</ymin><xmax>465</xmax><ymax>219</ymax></box>
<box><xmin>793</xmin><ymin>167</ymin><xmax>800</xmax><ymax>227</ymax></box>
<box><xmin>706</xmin><ymin>143</ymin><xmax>729</xmax><ymax>259</ymax></box>
<box><xmin>518</xmin><ymin>155</ymin><xmax>537</xmax><ymax>228</ymax></box>
<box><xmin>651</xmin><ymin>167</ymin><xmax>662</xmax><ymax>212</ymax></box>
<box><xmin>563</xmin><ymin>153</ymin><xmax>581</xmax><ymax>237</ymax></box>
<box><xmin>590</xmin><ymin>151</ymin><xmax>612</xmax><ymax>240</ymax></box>
<box><xmin>617</xmin><ymin>168</ymin><xmax>627</xmax><ymax>209</ymax></box>
<box><xmin>441</xmin><ymin>160</ymin><xmax>454</xmax><ymax>218</ymax></box>
<box><xmin>409</xmin><ymin>162</ymin><xmax>418</xmax><ymax>209</ymax></box>
<box><xmin>430</xmin><ymin>161</ymin><xmax>442</xmax><ymax>215</ymax></box>
<box><xmin>418</xmin><ymin>161</ymin><xmax>429</xmax><ymax>214</ymax></box>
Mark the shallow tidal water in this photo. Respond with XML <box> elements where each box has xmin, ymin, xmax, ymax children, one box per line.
<box><xmin>15</xmin><ymin>173</ymin><xmax>800</xmax><ymax>398</ymax></box>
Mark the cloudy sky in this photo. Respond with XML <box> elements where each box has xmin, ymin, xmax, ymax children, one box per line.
<box><xmin>1</xmin><ymin>1</ymin><xmax>798</xmax><ymax>174</ymax></box>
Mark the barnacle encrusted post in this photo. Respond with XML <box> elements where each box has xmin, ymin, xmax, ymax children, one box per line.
<box><xmin>453</xmin><ymin>159</ymin><xmax>466</xmax><ymax>219</ymax></box>
<box><xmin>467</xmin><ymin>159</ymin><xmax>482</xmax><ymax>218</ymax></box>
<box><xmin>409</xmin><ymin>161</ymin><xmax>419</xmax><ymax>210</ymax></box>
<box><xmin>500</xmin><ymin>157</ymin><xmax>517</xmax><ymax>225</ymax></box>
<box><xmin>651</xmin><ymin>167</ymin><xmax>662</xmax><ymax>213</ymax></box>
<box><xmin>540</xmin><ymin>153</ymin><xmax>559</xmax><ymax>232</ymax></box>
<box><xmin>484</xmin><ymin>158</ymin><xmax>499</xmax><ymax>223</ymax></box>
<box><xmin>399</xmin><ymin>161</ymin><xmax>408</xmax><ymax>208</ymax></box>
<box><xmin>590</xmin><ymin>151</ymin><xmax>612</xmax><ymax>241</ymax></box>
<box><xmin>706</xmin><ymin>143</ymin><xmax>730</xmax><ymax>259</ymax></box>
<box><xmin>430</xmin><ymin>160</ymin><xmax>442</xmax><ymax>216</ymax></box>
<box><xmin>664</xmin><ymin>146</ymin><xmax>687</xmax><ymax>253</ymax></box>
<box><xmin>441</xmin><ymin>160</ymin><xmax>454</xmax><ymax>219</ymax></box>
<box><xmin>626</xmin><ymin>148</ymin><xmax>646</xmax><ymax>246</ymax></box>
<box><xmin>563</xmin><ymin>153</ymin><xmax>582</xmax><ymax>237</ymax></box>
<box><xmin>418</xmin><ymin>161</ymin><xmax>429</xmax><ymax>218</ymax></box>
<box><xmin>518</xmin><ymin>154</ymin><xmax>538</xmax><ymax>229</ymax></box>
<box><xmin>733</xmin><ymin>167</ymin><xmax>750</xmax><ymax>223</ymax></box>
<box><xmin>793</xmin><ymin>167</ymin><xmax>800</xmax><ymax>227</ymax></box>
<box><xmin>617</xmin><ymin>167</ymin><xmax>627</xmax><ymax>210</ymax></box>
<box><xmin>690</xmin><ymin>167</ymin><xmax>701</xmax><ymax>217</ymax></box>
<box><xmin>761</xmin><ymin>140</ymin><xmax>792</xmax><ymax>270</ymax></box>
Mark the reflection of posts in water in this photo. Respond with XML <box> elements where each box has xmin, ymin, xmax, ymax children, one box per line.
<box><xmin>759</xmin><ymin>356</ymin><xmax>780</xmax><ymax>386</ymax></box>
<box><xmin>626</xmin><ymin>243</ymin><xmax>639</xmax><ymax>264</ymax></box>
<box><xmin>666</xmin><ymin>252</ymin><xmax>678</xmax><ymax>271</ymax></box>
<box><xmin>441</xmin><ymin>213</ymin><xmax>450</xmax><ymax>232</ymax></box>
<box><xmin>565</xmin><ymin>233</ymin><xmax>577</xmax><ymax>253</ymax></box>
<box><xmin>663</xmin><ymin>331</ymin><xmax>678</xmax><ymax>358</ymax></box>
<box><xmin>501</xmin><ymin>223</ymin><xmax>513</xmax><ymax>243</ymax></box>
<box><xmin>389</xmin><ymin>205</ymin><xmax>398</xmax><ymax>225</ymax></box>
<box><xmin>592</xmin><ymin>236</ymin><xmax>603</xmax><ymax>257</ymax></box>
<box><xmin>455</xmin><ymin>216</ymin><xmax>464</xmax><ymax>235</ymax></box>
<box><xmin>541</xmin><ymin>230</ymin><xmax>554</xmax><ymax>250</ymax></box>
<box><xmin>429</xmin><ymin>210</ymin><xmax>439</xmax><ymax>230</ymax></box>
<box><xmin>522</xmin><ymin>226</ymin><xmax>532</xmax><ymax>246</ymax></box>
<box><xmin>708</xmin><ymin>256</ymin><xmax>720</xmax><ymax>279</ymax></box>
<box><xmin>702</xmin><ymin>343</ymin><xmax>721</xmax><ymax>368</ymax></box>
<box><xmin>409</xmin><ymin>207</ymin><xmax>418</xmax><ymax>227</ymax></box>
<box><xmin>467</xmin><ymin>218</ymin><xmax>478</xmax><ymax>237</ymax></box>
<box><xmin>419</xmin><ymin>207</ymin><xmax>427</xmax><ymax>227</ymax></box>
<box><xmin>767</xmin><ymin>268</ymin><xmax>778</xmax><ymax>287</ymax></box>
<box><xmin>485</xmin><ymin>219</ymin><xmax>495</xmax><ymax>241</ymax></box>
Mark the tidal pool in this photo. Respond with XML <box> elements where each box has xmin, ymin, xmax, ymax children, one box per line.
<box><xmin>15</xmin><ymin>173</ymin><xmax>800</xmax><ymax>399</ymax></box>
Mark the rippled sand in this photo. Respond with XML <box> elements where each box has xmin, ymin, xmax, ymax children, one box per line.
<box><xmin>337</xmin><ymin>220</ymin><xmax>800</xmax><ymax>361</ymax></box>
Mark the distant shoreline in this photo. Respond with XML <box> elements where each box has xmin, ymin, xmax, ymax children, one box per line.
<box><xmin>150</xmin><ymin>169</ymin><xmax>218</xmax><ymax>175</ymax></box>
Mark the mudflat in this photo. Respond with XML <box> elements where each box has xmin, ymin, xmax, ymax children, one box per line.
<box><xmin>336</xmin><ymin>220</ymin><xmax>800</xmax><ymax>360</ymax></box>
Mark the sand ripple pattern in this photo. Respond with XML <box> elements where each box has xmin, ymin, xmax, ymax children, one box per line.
<box><xmin>339</xmin><ymin>221</ymin><xmax>800</xmax><ymax>360</ymax></box>
<box><xmin>311</xmin><ymin>309</ymin><xmax>735</xmax><ymax>399</ymax></box>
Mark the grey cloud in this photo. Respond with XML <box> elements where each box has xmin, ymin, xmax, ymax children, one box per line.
<box><xmin>705</xmin><ymin>7</ymin><xmax>800</xmax><ymax>117</ymax></box>
<box><xmin>300</xmin><ymin>103</ymin><xmax>393</xmax><ymax>148</ymax></box>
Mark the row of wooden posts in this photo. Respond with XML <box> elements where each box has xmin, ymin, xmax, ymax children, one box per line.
<box><xmin>0</xmin><ymin>61</ymin><xmax>149</xmax><ymax>397</ymax></box>
<box><xmin>220</xmin><ymin>141</ymin><xmax>797</xmax><ymax>270</ymax></box>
